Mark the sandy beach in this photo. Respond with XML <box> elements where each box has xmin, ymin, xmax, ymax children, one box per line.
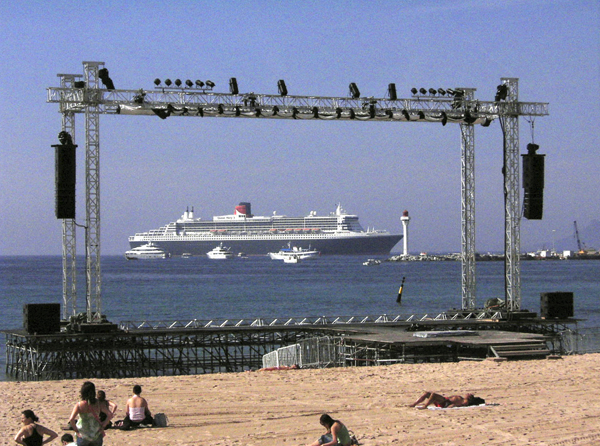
<box><xmin>2</xmin><ymin>354</ymin><xmax>599</xmax><ymax>445</ymax></box>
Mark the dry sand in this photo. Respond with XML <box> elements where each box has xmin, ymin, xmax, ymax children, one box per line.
<box><xmin>2</xmin><ymin>354</ymin><xmax>600</xmax><ymax>445</ymax></box>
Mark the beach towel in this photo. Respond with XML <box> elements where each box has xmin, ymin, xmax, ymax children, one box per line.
<box><xmin>427</xmin><ymin>403</ymin><xmax>499</xmax><ymax>410</ymax></box>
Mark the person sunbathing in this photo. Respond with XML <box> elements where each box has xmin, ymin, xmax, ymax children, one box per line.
<box><xmin>409</xmin><ymin>391</ymin><xmax>485</xmax><ymax>409</ymax></box>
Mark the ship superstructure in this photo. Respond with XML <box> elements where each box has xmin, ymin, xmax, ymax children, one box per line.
<box><xmin>128</xmin><ymin>202</ymin><xmax>402</xmax><ymax>256</ymax></box>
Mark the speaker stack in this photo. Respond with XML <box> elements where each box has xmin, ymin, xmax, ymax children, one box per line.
<box><xmin>540</xmin><ymin>292</ymin><xmax>574</xmax><ymax>319</ymax></box>
<box><xmin>54</xmin><ymin>143</ymin><xmax>77</xmax><ymax>219</ymax></box>
<box><xmin>23</xmin><ymin>303</ymin><xmax>61</xmax><ymax>334</ymax></box>
<box><xmin>522</xmin><ymin>143</ymin><xmax>545</xmax><ymax>220</ymax></box>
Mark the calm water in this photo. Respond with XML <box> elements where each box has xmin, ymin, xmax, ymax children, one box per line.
<box><xmin>2</xmin><ymin>255</ymin><xmax>599</xmax><ymax>380</ymax></box>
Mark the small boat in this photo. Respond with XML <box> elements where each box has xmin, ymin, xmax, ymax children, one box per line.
<box><xmin>362</xmin><ymin>258</ymin><xmax>381</xmax><ymax>266</ymax></box>
<box><xmin>181</xmin><ymin>253</ymin><xmax>192</xmax><ymax>258</ymax></box>
<box><xmin>268</xmin><ymin>242</ymin><xmax>320</xmax><ymax>261</ymax></box>
<box><xmin>283</xmin><ymin>255</ymin><xmax>301</xmax><ymax>264</ymax></box>
<box><xmin>237</xmin><ymin>252</ymin><xmax>249</xmax><ymax>259</ymax></box>
<box><xmin>207</xmin><ymin>243</ymin><xmax>234</xmax><ymax>259</ymax></box>
<box><xmin>125</xmin><ymin>243</ymin><xmax>170</xmax><ymax>260</ymax></box>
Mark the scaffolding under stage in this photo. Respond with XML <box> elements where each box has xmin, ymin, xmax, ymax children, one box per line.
<box><xmin>4</xmin><ymin>316</ymin><xmax>576</xmax><ymax>381</ymax></box>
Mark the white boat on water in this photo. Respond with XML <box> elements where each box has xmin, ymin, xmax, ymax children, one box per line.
<box><xmin>363</xmin><ymin>258</ymin><xmax>381</xmax><ymax>266</ymax></box>
<box><xmin>283</xmin><ymin>255</ymin><xmax>301</xmax><ymax>264</ymax></box>
<box><xmin>125</xmin><ymin>243</ymin><xmax>170</xmax><ymax>260</ymax></box>
<box><xmin>268</xmin><ymin>242</ymin><xmax>320</xmax><ymax>261</ymax></box>
<box><xmin>207</xmin><ymin>243</ymin><xmax>234</xmax><ymax>259</ymax></box>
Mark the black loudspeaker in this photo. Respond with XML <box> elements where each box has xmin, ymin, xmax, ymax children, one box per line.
<box><xmin>54</xmin><ymin>144</ymin><xmax>76</xmax><ymax>219</ymax></box>
<box><xmin>522</xmin><ymin>143</ymin><xmax>545</xmax><ymax>220</ymax></box>
<box><xmin>523</xmin><ymin>192</ymin><xmax>544</xmax><ymax>220</ymax></box>
<box><xmin>23</xmin><ymin>303</ymin><xmax>61</xmax><ymax>334</ymax></box>
<box><xmin>540</xmin><ymin>292</ymin><xmax>574</xmax><ymax>319</ymax></box>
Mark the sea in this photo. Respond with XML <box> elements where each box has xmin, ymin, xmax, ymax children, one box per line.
<box><xmin>1</xmin><ymin>255</ymin><xmax>599</xmax><ymax>381</ymax></box>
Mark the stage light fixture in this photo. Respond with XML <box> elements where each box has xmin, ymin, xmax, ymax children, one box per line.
<box><xmin>74</xmin><ymin>81</ymin><xmax>86</xmax><ymax>88</ymax></box>
<box><xmin>164</xmin><ymin>79</ymin><xmax>172</xmax><ymax>86</ymax></box>
<box><xmin>205</xmin><ymin>80</ymin><xmax>215</xmax><ymax>88</ymax></box>
<box><xmin>98</xmin><ymin>68</ymin><xmax>115</xmax><ymax>90</ymax></box>
<box><xmin>428</xmin><ymin>88</ymin><xmax>437</xmax><ymax>95</ymax></box>
<box><xmin>154</xmin><ymin>79</ymin><xmax>161</xmax><ymax>86</ymax></box>
<box><xmin>229</xmin><ymin>77</ymin><xmax>239</xmax><ymax>95</ymax></box>
<box><xmin>495</xmin><ymin>84</ymin><xmax>508</xmax><ymax>101</ymax></box>
<box><xmin>411</xmin><ymin>88</ymin><xmax>418</xmax><ymax>95</ymax></box>
<box><xmin>175</xmin><ymin>79</ymin><xmax>182</xmax><ymax>87</ymax></box>
<box><xmin>438</xmin><ymin>88</ymin><xmax>446</xmax><ymax>95</ymax></box>
<box><xmin>195</xmin><ymin>80</ymin><xmax>204</xmax><ymax>88</ymax></box>
<box><xmin>185</xmin><ymin>79</ymin><xmax>193</xmax><ymax>88</ymax></box>
<box><xmin>419</xmin><ymin>88</ymin><xmax>427</xmax><ymax>95</ymax></box>
<box><xmin>277</xmin><ymin>79</ymin><xmax>288</xmax><ymax>96</ymax></box>
<box><xmin>388</xmin><ymin>83</ymin><xmax>397</xmax><ymax>100</ymax></box>
<box><xmin>349</xmin><ymin>82</ymin><xmax>360</xmax><ymax>99</ymax></box>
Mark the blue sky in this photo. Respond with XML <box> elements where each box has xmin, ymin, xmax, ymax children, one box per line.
<box><xmin>1</xmin><ymin>0</ymin><xmax>598</xmax><ymax>255</ymax></box>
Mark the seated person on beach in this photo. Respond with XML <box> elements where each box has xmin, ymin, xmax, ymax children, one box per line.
<box><xmin>15</xmin><ymin>409</ymin><xmax>58</xmax><ymax>446</ymax></box>
<box><xmin>119</xmin><ymin>385</ymin><xmax>154</xmax><ymax>429</ymax></box>
<box><xmin>97</xmin><ymin>390</ymin><xmax>118</xmax><ymax>428</ymax></box>
<box><xmin>409</xmin><ymin>391</ymin><xmax>485</xmax><ymax>409</ymax></box>
<box><xmin>307</xmin><ymin>414</ymin><xmax>352</xmax><ymax>446</ymax></box>
<box><xmin>61</xmin><ymin>433</ymin><xmax>77</xmax><ymax>446</ymax></box>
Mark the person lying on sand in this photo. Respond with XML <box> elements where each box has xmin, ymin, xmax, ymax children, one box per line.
<box><xmin>408</xmin><ymin>391</ymin><xmax>485</xmax><ymax>409</ymax></box>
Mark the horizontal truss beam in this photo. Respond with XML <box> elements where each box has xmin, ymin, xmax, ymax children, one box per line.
<box><xmin>48</xmin><ymin>88</ymin><xmax>549</xmax><ymax>123</ymax></box>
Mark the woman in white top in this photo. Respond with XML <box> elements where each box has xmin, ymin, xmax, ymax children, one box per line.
<box><xmin>119</xmin><ymin>385</ymin><xmax>154</xmax><ymax>430</ymax></box>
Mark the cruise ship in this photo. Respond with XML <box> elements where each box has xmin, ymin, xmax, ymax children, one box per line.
<box><xmin>128</xmin><ymin>202</ymin><xmax>402</xmax><ymax>256</ymax></box>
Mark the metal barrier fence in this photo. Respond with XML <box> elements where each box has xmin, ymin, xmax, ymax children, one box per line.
<box><xmin>560</xmin><ymin>328</ymin><xmax>600</xmax><ymax>354</ymax></box>
<box><xmin>263</xmin><ymin>336</ymin><xmax>344</xmax><ymax>369</ymax></box>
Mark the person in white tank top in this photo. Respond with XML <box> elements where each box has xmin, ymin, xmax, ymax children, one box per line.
<box><xmin>119</xmin><ymin>385</ymin><xmax>154</xmax><ymax>430</ymax></box>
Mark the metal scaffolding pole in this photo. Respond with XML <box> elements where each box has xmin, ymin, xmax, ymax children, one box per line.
<box><xmin>501</xmin><ymin>78</ymin><xmax>522</xmax><ymax>311</ymax></box>
<box><xmin>58</xmin><ymin>74</ymin><xmax>81</xmax><ymax>320</ymax></box>
<box><xmin>460</xmin><ymin>88</ymin><xmax>476</xmax><ymax>309</ymax></box>
<box><xmin>83</xmin><ymin>62</ymin><xmax>103</xmax><ymax>322</ymax></box>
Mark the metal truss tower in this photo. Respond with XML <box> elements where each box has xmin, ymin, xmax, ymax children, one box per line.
<box><xmin>500</xmin><ymin>78</ymin><xmax>522</xmax><ymax>311</ymax></box>
<box><xmin>83</xmin><ymin>62</ymin><xmax>103</xmax><ymax>322</ymax></box>
<box><xmin>460</xmin><ymin>89</ymin><xmax>476</xmax><ymax>310</ymax></box>
<box><xmin>57</xmin><ymin>73</ymin><xmax>80</xmax><ymax>320</ymax></box>
<box><xmin>47</xmin><ymin>63</ymin><xmax>548</xmax><ymax>320</ymax></box>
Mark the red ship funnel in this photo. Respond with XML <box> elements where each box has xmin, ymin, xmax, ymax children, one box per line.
<box><xmin>235</xmin><ymin>202</ymin><xmax>252</xmax><ymax>217</ymax></box>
